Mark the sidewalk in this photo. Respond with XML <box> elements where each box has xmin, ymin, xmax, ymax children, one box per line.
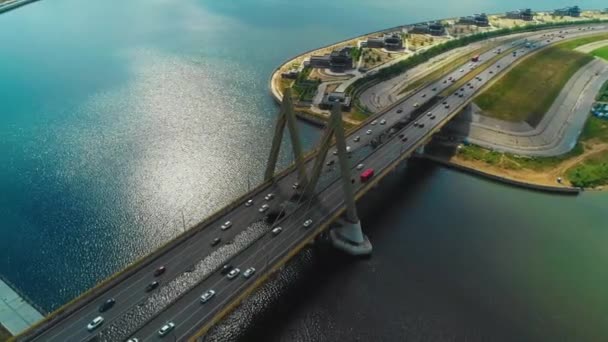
<box><xmin>0</xmin><ymin>279</ymin><xmax>43</xmax><ymax>335</ymax></box>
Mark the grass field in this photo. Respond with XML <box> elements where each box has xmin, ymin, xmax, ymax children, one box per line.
<box><xmin>474</xmin><ymin>46</ymin><xmax>593</xmax><ymax>125</ymax></box>
<box><xmin>597</xmin><ymin>80</ymin><xmax>608</xmax><ymax>102</ymax></box>
<box><xmin>580</xmin><ymin>116</ymin><xmax>608</xmax><ymax>142</ymax></box>
<box><xmin>0</xmin><ymin>324</ymin><xmax>11</xmax><ymax>342</ymax></box>
<box><xmin>591</xmin><ymin>45</ymin><xmax>608</xmax><ymax>61</ymax></box>
<box><xmin>566</xmin><ymin>150</ymin><xmax>608</xmax><ymax>187</ymax></box>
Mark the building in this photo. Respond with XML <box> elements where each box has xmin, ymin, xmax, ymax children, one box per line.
<box><xmin>505</xmin><ymin>8</ymin><xmax>534</xmax><ymax>21</ymax></box>
<box><xmin>363</xmin><ymin>33</ymin><xmax>403</xmax><ymax>50</ymax></box>
<box><xmin>409</xmin><ymin>22</ymin><xmax>445</xmax><ymax>36</ymax></box>
<box><xmin>281</xmin><ymin>69</ymin><xmax>299</xmax><ymax>79</ymax></box>
<box><xmin>309</xmin><ymin>47</ymin><xmax>353</xmax><ymax>72</ymax></box>
<box><xmin>320</xmin><ymin>92</ymin><xmax>352</xmax><ymax>111</ymax></box>
<box><xmin>553</xmin><ymin>6</ymin><xmax>581</xmax><ymax>17</ymax></box>
<box><xmin>458</xmin><ymin>13</ymin><xmax>489</xmax><ymax>26</ymax></box>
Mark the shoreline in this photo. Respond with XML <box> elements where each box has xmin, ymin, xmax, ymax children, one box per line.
<box><xmin>418</xmin><ymin>154</ymin><xmax>582</xmax><ymax>194</ymax></box>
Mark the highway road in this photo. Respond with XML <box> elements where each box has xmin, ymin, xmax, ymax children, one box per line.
<box><xmin>22</xmin><ymin>24</ymin><xmax>608</xmax><ymax>342</ymax></box>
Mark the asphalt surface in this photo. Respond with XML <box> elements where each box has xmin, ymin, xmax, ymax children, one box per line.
<box><xmin>23</xmin><ymin>24</ymin><xmax>608</xmax><ymax>342</ymax></box>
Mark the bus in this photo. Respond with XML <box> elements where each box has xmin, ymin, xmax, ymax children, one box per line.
<box><xmin>471</xmin><ymin>54</ymin><xmax>480</xmax><ymax>62</ymax></box>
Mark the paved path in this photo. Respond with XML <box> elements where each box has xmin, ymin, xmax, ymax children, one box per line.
<box><xmin>444</xmin><ymin>58</ymin><xmax>608</xmax><ymax>156</ymax></box>
<box><xmin>575</xmin><ymin>39</ymin><xmax>608</xmax><ymax>53</ymax></box>
<box><xmin>0</xmin><ymin>280</ymin><xmax>43</xmax><ymax>335</ymax></box>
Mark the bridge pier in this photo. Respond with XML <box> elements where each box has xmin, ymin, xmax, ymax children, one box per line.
<box><xmin>330</xmin><ymin>219</ymin><xmax>372</xmax><ymax>256</ymax></box>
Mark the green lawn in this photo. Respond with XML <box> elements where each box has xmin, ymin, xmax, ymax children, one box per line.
<box><xmin>474</xmin><ymin>46</ymin><xmax>593</xmax><ymax>125</ymax></box>
<box><xmin>556</xmin><ymin>33</ymin><xmax>608</xmax><ymax>50</ymax></box>
<box><xmin>580</xmin><ymin>116</ymin><xmax>608</xmax><ymax>142</ymax></box>
<box><xmin>592</xmin><ymin>45</ymin><xmax>608</xmax><ymax>61</ymax></box>
<box><xmin>566</xmin><ymin>150</ymin><xmax>608</xmax><ymax>188</ymax></box>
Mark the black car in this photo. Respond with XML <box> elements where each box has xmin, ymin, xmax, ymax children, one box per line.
<box><xmin>221</xmin><ymin>264</ymin><xmax>233</xmax><ymax>275</ymax></box>
<box><xmin>145</xmin><ymin>281</ymin><xmax>159</xmax><ymax>292</ymax></box>
<box><xmin>211</xmin><ymin>237</ymin><xmax>221</xmax><ymax>246</ymax></box>
<box><xmin>98</xmin><ymin>298</ymin><xmax>115</xmax><ymax>313</ymax></box>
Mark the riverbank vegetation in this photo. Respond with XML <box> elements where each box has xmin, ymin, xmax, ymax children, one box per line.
<box><xmin>474</xmin><ymin>45</ymin><xmax>594</xmax><ymax>125</ymax></box>
<box><xmin>597</xmin><ymin>80</ymin><xmax>608</xmax><ymax>102</ymax></box>
<box><xmin>454</xmin><ymin>116</ymin><xmax>608</xmax><ymax>189</ymax></box>
<box><xmin>0</xmin><ymin>324</ymin><xmax>11</xmax><ymax>342</ymax></box>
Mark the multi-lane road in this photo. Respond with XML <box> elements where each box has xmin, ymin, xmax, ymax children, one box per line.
<box><xmin>21</xmin><ymin>24</ymin><xmax>607</xmax><ymax>342</ymax></box>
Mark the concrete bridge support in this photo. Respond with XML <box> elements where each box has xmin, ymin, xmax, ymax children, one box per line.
<box><xmin>326</xmin><ymin>103</ymin><xmax>372</xmax><ymax>256</ymax></box>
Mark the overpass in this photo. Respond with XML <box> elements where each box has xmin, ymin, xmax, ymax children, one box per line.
<box><xmin>17</xmin><ymin>24</ymin><xmax>607</xmax><ymax>342</ymax></box>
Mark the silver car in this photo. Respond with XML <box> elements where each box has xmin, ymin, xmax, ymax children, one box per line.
<box><xmin>264</xmin><ymin>193</ymin><xmax>274</xmax><ymax>201</ymax></box>
<box><xmin>87</xmin><ymin>316</ymin><xmax>104</xmax><ymax>331</ymax></box>
<box><xmin>227</xmin><ymin>268</ymin><xmax>240</xmax><ymax>280</ymax></box>
<box><xmin>220</xmin><ymin>221</ymin><xmax>232</xmax><ymax>230</ymax></box>
<box><xmin>380</xmin><ymin>119</ymin><xmax>386</xmax><ymax>125</ymax></box>
<box><xmin>371</xmin><ymin>120</ymin><xmax>377</xmax><ymax>125</ymax></box>
<box><xmin>366</xmin><ymin>129</ymin><xmax>372</xmax><ymax>135</ymax></box>
<box><xmin>259</xmin><ymin>204</ymin><xmax>270</xmax><ymax>213</ymax></box>
<box><xmin>158</xmin><ymin>322</ymin><xmax>175</xmax><ymax>337</ymax></box>
<box><xmin>303</xmin><ymin>219</ymin><xmax>313</xmax><ymax>228</ymax></box>
<box><xmin>245</xmin><ymin>199</ymin><xmax>254</xmax><ymax>207</ymax></box>
<box><xmin>356</xmin><ymin>163</ymin><xmax>364</xmax><ymax>170</ymax></box>
<box><xmin>200</xmin><ymin>289</ymin><xmax>215</xmax><ymax>303</ymax></box>
<box><xmin>243</xmin><ymin>267</ymin><xmax>256</xmax><ymax>278</ymax></box>
<box><xmin>272</xmin><ymin>226</ymin><xmax>283</xmax><ymax>236</ymax></box>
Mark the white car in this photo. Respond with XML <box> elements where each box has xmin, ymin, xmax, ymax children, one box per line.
<box><xmin>158</xmin><ymin>322</ymin><xmax>175</xmax><ymax>337</ymax></box>
<box><xmin>460</xmin><ymin>69</ymin><xmax>464</xmax><ymax>72</ymax></box>
<box><xmin>353</xmin><ymin>136</ymin><xmax>360</xmax><ymax>142</ymax></box>
<box><xmin>87</xmin><ymin>316</ymin><xmax>104</xmax><ymax>331</ymax></box>
<box><xmin>200</xmin><ymin>289</ymin><xmax>216</xmax><ymax>303</ymax></box>
<box><xmin>426</xmin><ymin>112</ymin><xmax>432</xmax><ymax>117</ymax></box>
<box><xmin>227</xmin><ymin>268</ymin><xmax>241</xmax><ymax>280</ymax></box>
<box><xmin>346</xmin><ymin>146</ymin><xmax>352</xmax><ymax>153</ymax></box>
<box><xmin>380</xmin><ymin>119</ymin><xmax>386</xmax><ymax>125</ymax></box>
<box><xmin>292</xmin><ymin>182</ymin><xmax>300</xmax><ymax>189</ymax></box>
<box><xmin>272</xmin><ymin>226</ymin><xmax>283</xmax><ymax>236</ymax></box>
<box><xmin>332</xmin><ymin>150</ymin><xmax>338</xmax><ymax>155</ymax></box>
<box><xmin>259</xmin><ymin>204</ymin><xmax>270</xmax><ymax>213</ymax></box>
<box><xmin>245</xmin><ymin>199</ymin><xmax>254</xmax><ymax>207</ymax></box>
<box><xmin>366</xmin><ymin>129</ymin><xmax>372</xmax><ymax>135</ymax></box>
<box><xmin>243</xmin><ymin>267</ymin><xmax>256</xmax><ymax>278</ymax></box>
<box><xmin>264</xmin><ymin>193</ymin><xmax>274</xmax><ymax>201</ymax></box>
<box><xmin>371</xmin><ymin>120</ymin><xmax>378</xmax><ymax>125</ymax></box>
<box><xmin>356</xmin><ymin>163</ymin><xmax>364</xmax><ymax>170</ymax></box>
<box><xmin>220</xmin><ymin>221</ymin><xmax>232</xmax><ymax>230</ymax></box>
<box><xmin>303</xmin><ymin>219</ymin><xmax>313</xmax><ymax>228</ymax></box>
<box><xmin>413</xmin><ymin>103</ymin><xmax>419</xmax><ymax>108</ymax></box>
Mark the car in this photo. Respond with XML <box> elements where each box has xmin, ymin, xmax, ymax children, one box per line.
<box><xmin>371</xmin><ymin>120</ymin><xmax>378</xmax><ymax>125</ymax></box>
<box><xmin>221</xmin><ymin>264</ymin><xmax>233</xmax><ymax>275</ymax></box>
<box><xmin>426</xmin><ymin>112</ymin><xmax>432</xmax><ymax>117</ymax></box>
<box><xmin>413</xmin><ymin>122</ymin><xmax>419</xmax><ymax>127</ymax></box>
<box><xmin>442</xmin><ymin>101</ymin><xmax>447</xmax><ymax>105</ymax></box>
<box><xmin>444</xmin><ymin>104</ymin><xmax>450</xmax><ymax>109</ymax></box>
<box><xmin>332</xmin><ymin>150</ymin><xmax>338</xmax><ymax>155</ymax></box>
<box><xmin>353</xmin><ymin>136</ymin><xmax>360</xmax><ymax>142</ymax></box>
<box><xmin>303</xmin><ymin>219</ymin><xmax>313</xmax><ymax>228</ymax></box>
<box><xmin>397</xmin><ymin>108</ymin><xmax>403</xmax><ymax>113</ymax></box>
<box><xmin>443</xmin><ymin>80</ymin><xmax>447</xmax><ymax>84</ymax></box>
<box><xmin>326</xmin><ymin>159</ymin><xmax>334</xmax><ymax>166</ymax></box>
<box><xmin>259</xmin><ymin>204</ymin><xmax>270</xmax><ymax>213</ymax></box>
<box><xmin>211</xmin><ymin>237</ymin><xmax>221</xmax><ymax>246</ymax></box>
<box><xmin>154</xmin><ymin>266</ymin><xmax>166</xmax><ymax>277</ymax></box>
<box><xmin>243</xmin><ymin>267</ymin><xmax>256</xmax><ymax>278</ymax></box>
<box><xmin>460</xmin><ymin>69</ymin><xmax>464</xmax><ymax>72</ymax></box>
<box><xmin>421</xmin><ymin>93</ymin><xmax>427</xmax><ymax>98</ymax></box>
<box><xmin>460</xmin><ymin>88</ymin><xmax>465</xmax><ymax>91</ymax></box>
<box><xmin>489</xmin><ymin>70</ymin><xmax>493</xmax><ymax>74</ymax></box>
<box><xmin>272</xmin><ymin>226</ymin><xmax>283</xmax><ymax>236</ymax></box>
<box><xmin>459</xmin><ymin>94</ymin><xmax>464</xmax><ymax>98</ymax></box>
<box><xmin>432</xmin><ymin>87</ymin><xmax>437</xmax><ymax>91</ymax></box>
<box><xmin>380</xmin><ymin>119</ymin><xmax>386</xmax><ymax>125</ymax></box>
<box><xmin>220</xmin><ymin>221</ymin><xmax>232</xmax><ymax>230</ymax></box>
<box><xmin>366</xmin><ymin>129</ymin><xmax>372</xmax><ymax>135</ymax></box>
<box><xmin>200</xmin><ymin>289</ymin><xmax>216</xmax><ymax>303</ymax></box>
<box><xmin>401</xmin><ymin>136</ymin><xmax>408</xmax><ymax>142</ymax></box>
<box><xmin>87</xmin><ymin>316</ymin><xmax>104</xmax><ymax>331</ymax></box>
<box><xmin>227</xmin><ymin>268</ymin><xmax>241</xmax><ymax>279</ymax></box>
<box><xmin>158</xmin><ymin>322</ymin><xmax>175</xmax><ymax>337</ymax></box>
<box><xmin>264</xmin><ymin>193</ymin><xmax>274</xmax><ymax>201</ymax></box>
<box><xmin>292</xmin><ymin>182</ymin><xmax>300</xmax><ymax>190</ymax></box>
<box><xmin>356</xmin><ymin>163</ymin><xmax>364</xmax><ymax>170</ymax></box>
<box><xmin>127</xmin><ymin>338</ymin><xmax>139</xmax><ymax>342</ymax></box>
<box><xmin>346</xmin><ymin>146</ymin><xmax>352</xmax><ymax>153</ymax></box>
<box><xmin>413</xmin><ymin>103</ymin><xmax>419</xmax><ymax>108</ymax></box>
<box><xmin>146</xmin><ymin>281</ymin><xmax>159</xmax><ymax>292</ymax></box>
<box><xmin>98</xmin><ymin>298</ymin><xmax>115</xmax><ymax>313</ymax></box>
<box><xmin>497</xmin><ymin>64</ymin><xmax>500</xmax><ymax>68</ymax></box>
<box><xmin>245</xmin><ymin>199</ymin><xmax>254</xmax><ymax>207</ymax></box>
<box><xmin>418</xmin><ymin>123</ymin><xmax>425</xmax><ymax>128</ymax></box>
<box><xmin>430</xmin><ymin>115</ymin><xmax>436</xmax><ymax>120</ymax></box>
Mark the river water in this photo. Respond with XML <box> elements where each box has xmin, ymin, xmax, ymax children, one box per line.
<box><xmin>1</xmin><ymin>0</ymin><xmax>607</xmax><ymax>341</ymax></box>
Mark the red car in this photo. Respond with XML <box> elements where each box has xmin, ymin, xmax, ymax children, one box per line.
<box><xmin>360</xmin><ymin>169</ymin><xmax>375</xmax><ymax>183</ymax></box>
<box><xmin>154</xmin><ymin>266</ymin><xmax>166</xmax><ymax>277</ymax></box>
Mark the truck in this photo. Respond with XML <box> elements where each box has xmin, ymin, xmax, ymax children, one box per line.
<box><xmin>360</xmin><ymin>168</ymin><xmax>374</xmax><ymax>183</ymax></box>
<box><xmin>471</xmin><ymin>54</ymin><xmax>480</xmax><ymax>62</ymax></box>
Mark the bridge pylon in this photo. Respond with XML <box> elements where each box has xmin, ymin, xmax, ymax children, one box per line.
<box><xmin>315</xmin><ymin>103</ymin><xmax>372</xmax><ymax>256</ymax></box>
<box><xmin>264</xmin><ymin>88</ymin><xmax>309</xmax><ymax>187</ymax></box>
